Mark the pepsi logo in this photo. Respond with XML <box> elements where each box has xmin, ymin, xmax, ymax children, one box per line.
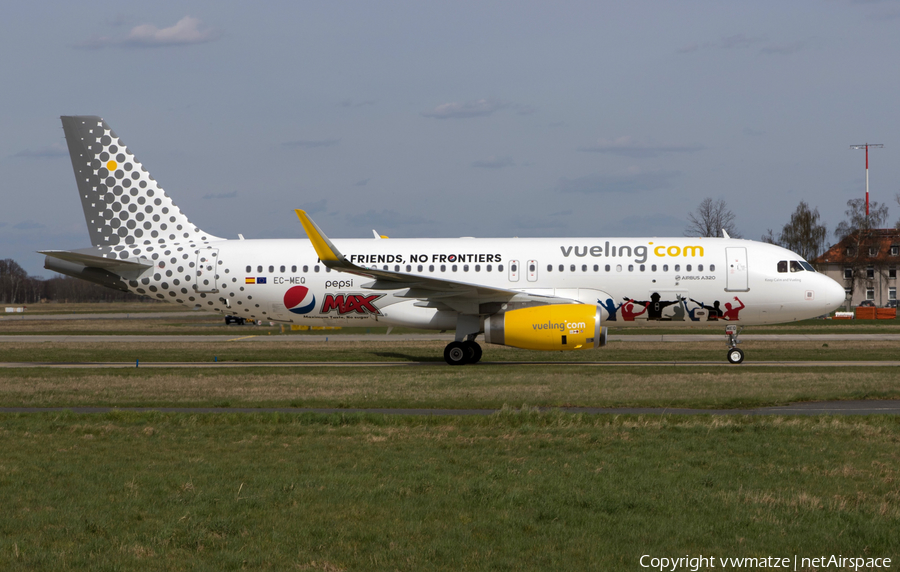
<box><xmin>284</xmin><ymin>285</ymin><xmax>316</xmax><ymax>315</ymax></box>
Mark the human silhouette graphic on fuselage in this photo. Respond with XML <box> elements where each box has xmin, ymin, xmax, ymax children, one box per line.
<box><xmin>597</xmin><ymin>298</ymin><xmax>622</xmax><ymax>321</ymax></box>
<box><xmin>620</xmin><ymin>300</ymin><xmax>648</xmax><ymax>321</ymax></box>
<box><xmin>722</xmin><ymin>297</ymin><xmax>745</xmax><ymax>321</ymax></box>
<box><xmin>690</xmin><ymin>298</ymin><xmax>723</xmax><ymax>320</ymax></box>
<box><xmin>627</xmin><ymin>292</ymin><xmax>679</xmax><ymax>320</ymax></box>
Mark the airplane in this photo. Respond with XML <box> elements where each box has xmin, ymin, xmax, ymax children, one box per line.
<box><xmin>42</xmin><ymin>116</ymin><xmax>847</xmax><ymax>365</ymax></box>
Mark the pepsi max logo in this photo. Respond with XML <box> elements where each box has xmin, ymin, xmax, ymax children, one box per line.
<box><xmin>284</xmin><ymin>285</ymin><xmax>316</xmax><ymax>315</ymax></box>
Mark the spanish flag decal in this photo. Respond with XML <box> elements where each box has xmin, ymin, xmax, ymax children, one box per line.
<box><xmin>245</xmin><ymin>277</ymin><xmax>255</xmax><ymax>284</ymax></box>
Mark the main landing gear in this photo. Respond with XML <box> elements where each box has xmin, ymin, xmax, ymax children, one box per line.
<box><xmin>725</xmin><ymin>325</ymin><xmax>744</xmax><ymax>364</ymax></box>
<box><xmin>444</xmin><ymin>340</ymin><xmax>482</xmax><ymax>365</ymax></box>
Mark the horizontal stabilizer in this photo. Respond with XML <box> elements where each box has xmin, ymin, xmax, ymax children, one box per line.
<box><xmin>39</xmin><ymin>250</ymin><xmax>153</xmax><ymax>272</ymax></box>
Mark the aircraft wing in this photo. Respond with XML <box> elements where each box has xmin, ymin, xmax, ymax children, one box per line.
<box><xmin>295</xmin><ymin>210</ymin><xmax>578</xmax><ymax>313</ymax></box>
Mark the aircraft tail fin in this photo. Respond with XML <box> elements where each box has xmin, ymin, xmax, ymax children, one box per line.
<box><xmin>60</xmin><ymin>116</ymin><xmax>221</xmax><ymax>249</ymax></box>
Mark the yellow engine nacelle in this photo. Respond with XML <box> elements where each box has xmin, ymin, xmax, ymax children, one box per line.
<box><xmin>483</xmin><ymin>304</ymin><xmax>607</xmax><ymax>351</ymax></box>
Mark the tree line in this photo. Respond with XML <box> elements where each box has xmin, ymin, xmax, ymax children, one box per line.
<box><xmin>0</xmin><ymin>259</ymin><xmax>149</xmax><ymax>305</ymax></box>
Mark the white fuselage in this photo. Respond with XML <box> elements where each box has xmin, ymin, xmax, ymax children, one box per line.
<box><xmin>131</xmin><ymin>235</ymin><xmax>846</xmax><ymax>330</ymax></box>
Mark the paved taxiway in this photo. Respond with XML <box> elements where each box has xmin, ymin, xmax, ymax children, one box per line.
<box><xmin>3</xmin><ymin>333</ymin><xmax>900</xmax><ymax>343</ymax></box>
<box><xmin>2</xmin><ymin>400</ymin><xmax>899</xmax><ymax>416</ymax></box>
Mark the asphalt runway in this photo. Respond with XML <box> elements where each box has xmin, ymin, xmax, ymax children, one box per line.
<box><xmin>2</xmin><ymin>359</ymin><xmax>899</xmax><ymax>368</ymax></box>
<box><xmin>3</xmin><ymin>333</ymin><xmax>900</xmax><ymax>343</ymax></box>
<box><xmin>2</xmin><ymin>400</ymin><xmax>899</xmax><ymax>416</ymax></box>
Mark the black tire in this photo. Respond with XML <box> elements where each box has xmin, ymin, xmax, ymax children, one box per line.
<box><xmin>444</xmin><ymin>341</ymin><xmax>469</xmax><ymax>365</ymax></box>
<box><xmin>463</xmin><ymin>341</ymin><xmax>482</xmax><ymax>364</ymax></box>
<box><xmin>727</xmin><ymin>348</ymin><xmax>744</xmax><ymax>364</ymax></box>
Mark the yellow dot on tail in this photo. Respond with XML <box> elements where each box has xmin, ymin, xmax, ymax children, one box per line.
<box><xmin>107</xmin><ymin>160</ymin><xmax>117</xmax><ymax>171</ymax></box>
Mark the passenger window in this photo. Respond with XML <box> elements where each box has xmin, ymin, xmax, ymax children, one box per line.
<box><xmin>291</xmin><ymin>265</ymin><xmax>297</xmax><ymax>273</ymax></box>
<box><xmin>559</xmin><ymin>264</ymin><xmax>564</xmax><ymax>272</ymax></box>
<box><xmin>487</xmin><ymin>264</ymin><xmax>492</xmax><ymax>272</ymax></box>
<box><xmin>269</xmin><ymin>265</ymin><xmax>274</xmax><ymax>273</ymax></box>
<box><xmin>475</xmin><ymin>265</ymin><xmax>480</xmax><ymax>272</ymax></box>
<box><xmin>406</xmin><ymin>265</ymin><xmax>411</xmax><ymax>272</ymax></box>
<box><xmin>710</xmin><ymin>264</ymin><xmax>715</xmax><ymax>271</ymax></box>
<box><xmin>303</xmin><ymin>265</ymin><xmax>308</xmax><ymax>273</ymax></box>
<box><xmin>498</xmin><ymin>265</ymin><xmax>504</xmax><ymax>272</ymax></box>
<box><xmin>529</xmin><ymin>264</ymin><xmax>535</xmax><ymax>272</ymax></box>
<box><xmin>440</xmin><ymin>265</ymin><xmax>446</xmax><ymax>272</ymax></box>
<box><xmin>395</xmin><ymin>265</ymin><xmax>400</xmax><ymax>271</ymax></box>
<box><xmin>511</xmin><ymin>264</ymin><xmax>517</xmax><ymax>272</ymax></box>
<box><xmin>429</xmin><ymin>265</ymin><xmax>435</xmax><ymax>272</ymax></box>
<box><xmin>663</xmin><ymin>264</ymin><xmax>668</xmax><ymax>272</ymax></box>
<box><xmin>314</xmin><ymin>265</ymin><xmax>320</xmax><ymax>272</ymax></box>
<box><xmin>686</xmin><ymin>264</ymin><xmax>692</xmax><ymax>272</ymax></box>
<box><xmin>257</xmin><ymin>265</ymin><xmax>263</xmax><ymax>273</ymax></box>
<box><xmin>790</xmin><ymin>261</ymin><xmax>804</xmax><ymax>272</ymax></box>
<box><xmin>463</xmin><ymin>264</ymin><xmax>469</xmax><ymax>272</ymax></box>
<box><xmin>246</xmin><ymin>265</ymin><xmax>251</xmax><ymax>273</ymax></box>
<box><xmin>698</xmin><ymin>264</ymin><xmax>703</xmax><ymax>271</ymax></box>
<box><xmin>593</xmin><ymin>264</ymin><xmax>599</xmax><ymax>271</ymax></box>
<box><xmin>605</xmin><ymin>265</ymin><xmax>611</xmax><ymax>272</ymax></box>
<box><xmin>616</xmin><ymin>265</ymin><xmax>622</xmax><ymax>272</ymax></box>
<box><xmin>570</xmin><ymin>264</ymin><xmax>576</xmax><ymax>272</ymax></box>
<box><xmin>639</xmin><ymin>264</ymin><xmax>645</xmax><ymax>272</ymax></box>
<box><xmin>674</xmin><ymin>264</ymin><xmax>680</xmax><ymax>272</ymax></box>
<box><xmin>628</xmin><ymin>265</ymin><xmax>634</xmax><ymax>272</ymax></box>
<box><xmin>777</xmin><ymin>261</ymin><xmax>788</xmax><ymax>273</ymax></box>
<box><xmin>582</xmin><ymin>264</ymin><xmax>587</xmax><ymax>272</ymax></box>
<box><xmin>280</xmin><ymin>265</ymin><xmax>285</xmax><ymax>273</ymax></box>
<box><xmin>418</xmin><ymin>265</ymin><xmax>423</xmax><ymax>272</ymax></box>
<box><xmin>547</xmin><ymin>264</ymin><xmax>553</xmax><ymax>272</ymax></box>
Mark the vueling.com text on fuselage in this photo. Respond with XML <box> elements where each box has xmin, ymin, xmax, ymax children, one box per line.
<box><xmin>560</xmin><ymin>243</ymin><xmax>705</xmax><ymax>264</ymax></box>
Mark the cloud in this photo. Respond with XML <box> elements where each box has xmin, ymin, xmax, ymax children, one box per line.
<box><xmin>760</xmin><ymin>41</ymin><xmax>805</xmax><ymax>56</ymax></box>
<box><xmin>677</xmin><ymin>34</ymin><xmax>763</xmax><ymax>53</ymax></box>
<box><xmin>202</xmin><ymin>191</ymin><xmax>237</xmax><ymax>199</ymax></box>
<box><xmin>472</xmin><ymin>156</ymin><xmax>515</xmax><ymax>169</ymax></box>
<box><xmin>347</xmin><ymin>209</ymin><xmax>434</xmax><ymax>228</ymax></box>
<box><xmin>421</xmin><ymin>99</ymin><xmax>510</xmax><ymax>119</ymax></box>
<box><xmin>13</xmin><ymin>221</ymin><xmax>45</xmax><ymax>230</ymax></box>
<box><xmin>76</xmin><ymin>16</ymin><xmax>217</xmax><ymax>49</ymax></box>
<box><xmin>282</xmin><ymin>139</ymin><xmax>340</xmax><ymax>148</ymax></box>
<box><xmin>743</xmin><ymin>127</ymin><xmax>765</xmax><ymax>137</ymax></box>
<box><xmin>300</xmin><ymin>199</ymin><xmax>328</xmax><ymax>215</ymax></box>
<box><xmin>578</xmin><ymin>137</ymin><xmax>703</xmax><ymax>158</ymax></box>
<box><xmin>556</xmin><ymin>170</ymin><xmax>680</xmax><ymax>194</ymax></box>
<box><xmin>13</xmin><ymin>144</ymin><xmax>68</xmax><ymax>159</ymax></box>
<box><xmin>339</xmin><ymin>99</ymin><xmax>377</xmax><ymax>108</ymax></box>
<box><xmin>354</xmin><ymin>179</ymin><xmax>370</xmax><ymax>187</ymax></box>
<box><xmin>510</xmin><ymin>216</ymin><xmax>568</xmax><ymax>230</ymax></box>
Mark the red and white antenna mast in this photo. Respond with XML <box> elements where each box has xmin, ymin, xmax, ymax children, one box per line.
<box><xmin>850</xmin><ymin>143</ymin><xmax>883</xmax><ymax>218</ymax></box>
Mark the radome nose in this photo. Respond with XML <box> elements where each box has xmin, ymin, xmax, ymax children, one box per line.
<box><xmin>822</xmin><ymin>275</ymin><xmax>846</xmax><ymax>312</ymax></box>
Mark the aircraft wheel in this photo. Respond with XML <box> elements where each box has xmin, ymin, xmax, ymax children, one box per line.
<box><xmin>726</xmin><ymin>348</ymin><xmax>744</xmax><ymax>364</ymax></box>
<box><xmin>444</xmin><ymin>341</ymin><xmax>469</xmax><ymax>365</ymax></box>
<box><xmin>464</xmin><ymin>341</ymin><xmax>482</xmax><ymax>364</ymax></box>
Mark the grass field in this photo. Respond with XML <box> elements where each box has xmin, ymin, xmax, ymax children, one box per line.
<box><xmin>1</xmin><ymin>412</ymin><xmax>897</xmax><ymax>571</ymax></box>
<box><xmin>2</xmin><ymin>309</ymin><xmax>898</xmax><ymax>570</ymax></box>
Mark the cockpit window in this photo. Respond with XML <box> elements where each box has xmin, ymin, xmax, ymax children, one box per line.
<box><xmin>799</xmin><ymin>261</ymin><xmax>815</xmax><ymax>272</ymax></box>
<box><xmin>777</xmin><ymin>260</ymin><xmax>787</xmax><ymax>273</ymax></box>
<box><xmin>790</xmin><ymin>261</ymin><xmax>804</xmax><ymax>272</ymax></box>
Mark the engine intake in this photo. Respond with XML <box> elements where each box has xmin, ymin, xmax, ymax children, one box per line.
<box><xmin>483</xmin><ymin>304</ymin><xmax>607</xmax><ymax>351</ymax></box>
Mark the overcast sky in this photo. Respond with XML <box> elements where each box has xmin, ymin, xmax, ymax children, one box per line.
<box><xmin>3</xmin><ymin>1</ymin><xmax>900</xmax><ymax>277</ymax></box>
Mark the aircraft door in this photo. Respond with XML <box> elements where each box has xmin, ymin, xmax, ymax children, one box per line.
<box><xmin>526</xmin><ymin>260</ymin><xmax>538</xmax><ymax>282</ymax></box>
<box><xmin>195</xmin><ymin>249</ymin><xmax>219</xmax><ymax>293</ymax></box>
<box><xmin>509</xmin><ymin>260</ymin><xmax>520</xmax><ymax>282</ymax></box>
<box><xmin>725</xmin><ymin>247</ymin><xmax>749</xmax><ymax>292</ymax></box>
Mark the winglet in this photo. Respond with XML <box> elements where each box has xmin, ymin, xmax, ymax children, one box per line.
<box><xmin>295</xmin><ymin>209</ymin><xmax>347</xmax><ymax>265</ymax></box>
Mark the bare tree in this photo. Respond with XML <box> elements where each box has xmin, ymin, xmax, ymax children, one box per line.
<box><xmin>685</xmin><ymin>198</ymin><xmax>740</xmax><ymax>238</ymax></box>
<box><xmin>777</xmin><ymin>201</ymin><xmax>828</xmax><ymax>263</ymax></box>
<box><xmin>896</xmin><ymin>193</ymin><xmax>900</xmax><ymax>230</ymax></box>
<box><xmin>834</xmin><ymin>198</ymin><xmax>889</xmax><ymax>241</ymax></box>
<box><xmin>833</xmin><ymin>198</ymin><xmax>891</xmax><ymax>301</ymax></box>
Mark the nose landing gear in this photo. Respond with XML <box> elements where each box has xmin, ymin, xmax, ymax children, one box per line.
<box><xmin>725</xmin><ymin>325</ymin><xmax>744</xmax><ymax>364</ymax></box>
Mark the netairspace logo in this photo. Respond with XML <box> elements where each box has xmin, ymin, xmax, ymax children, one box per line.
<box><xmin>639</xmin><ymin>554</ymin><xmax>892</xmax><ymax>571</ymax></box>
